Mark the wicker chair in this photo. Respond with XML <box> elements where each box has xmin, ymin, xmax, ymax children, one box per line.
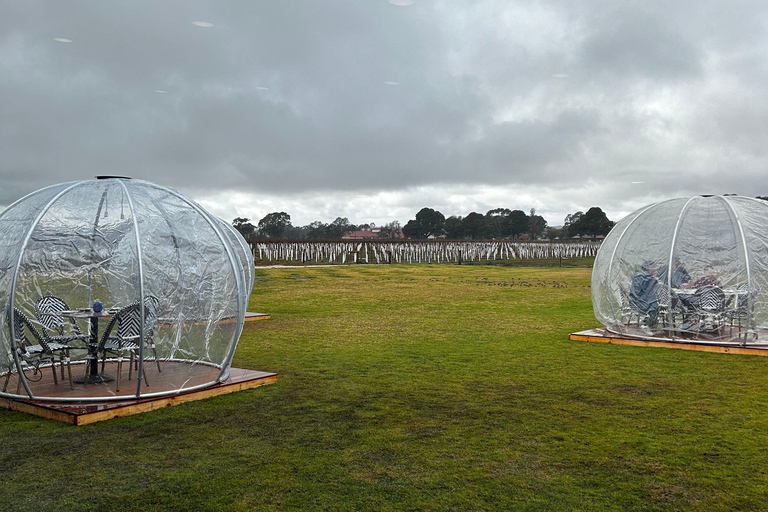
<box><xmin>619</xmin><ymin>285</ymin><xmax>647</xmax><ymax>326</ymax></box>
<box><xmin>728</xmin><ymin>284</ymin><xmax>759</xmax><ymax>340</ymax></box>
<box><xmin>692</xmin><ymin>285</ymin><xmax>726</xmax><ymax>337</ymax></box>
<box><xmin>97</xmin><ymin>296</ymin><xmax>161</xmax><ymax>392</ymax></box>
<box><xmin>34</xmin><ymin>295</ymin><xmax>88</xmax><ymax>345</ymax></box>
<box><xmin>3</xmin><ymin>305</ymin><xmax>73</xmax><ymax>392</ymax></box>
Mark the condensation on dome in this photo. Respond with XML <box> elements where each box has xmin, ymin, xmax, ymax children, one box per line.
<box><xmin>592</xmin><ymin>195</ymin><xmax>768</xmax><ymax>344</ymax></box>
<box><xmin>0</xmin><ymin>177</ymin><xmax>254</xmax><ymax>402</ymax></box>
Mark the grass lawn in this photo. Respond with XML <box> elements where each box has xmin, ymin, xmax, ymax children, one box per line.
<box><xmin>2</xmin><ymin>264</ymin><xmax>768</xmax><ymax>511</ymax></box>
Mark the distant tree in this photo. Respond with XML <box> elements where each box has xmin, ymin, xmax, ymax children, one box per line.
<box><xmin>507</xmin><ymin>210</ymin><xmax>529</xmax><ymax>239</ymax></box>
<box><xmin>283</xmin><ymin>224</ymin><xmax>308</xmax><ymax>239</ymax></box>
<box><xmin>305</xmin><ymin>221</ymin><xmax>328</xmax><ymax>239</ymax></box>
<box><xmin>326</xmin><ymin>217</ymin><xmax>355</xmax><ymax>238</ymax></box>
<box><xmin>545</xmin><ymin>226</ymin><xmax>564</xmax><ymax>239</ymax></box>
<box><xmin>563</xmin><ymin>211</ymin><xmax>584</xmax><ymax>238</ymax></box>
<box><xmin>528</xmin><ymin>208</ymin><xmax>547</xmax><ymax>239</ymax></box>
<box><xmin>581</xmin><ymin>207</ymin><xmax>614</xmax><ymax>236</ymax></box>
<box><xmin>463</xmin><ymin>212</ymin><xmax>487</xmax><ymax>239</ymax></box>
<box><xmin>232</xmin><ymin>217</ymin><xmax>256</xmax><ymax>239</ymax></box>
<box><xmin>416</xmin><ymin>208</ymin><xmax>445</xmax><ymax>237</ymax></box>
<box><xmin>403</xmin><ymin>208</ymin><xmax>446</xmax><ymax>238</ymax></box>
<box><xmin>444</xmin><ymin>216</ymin><xmax>465</xmax><ymax>239</ymax></box>
<box><xmin>757</xmin><ymin>196</ymin><xmax>768</xmax><ymax>202</ymax></box>
<box><xmin>563</xmin><ymin>208</ymin><xmax>613</xmax><ymax>237</ymax></box>
<box><xmin>258</xmin><ymin>212</ymin><xmax>292</xmax><ymax>238</ymax></box>
<box><xmin>402</xmin><ymin>219</ymin><xmax>421</xmax><ymax>239</ymax></box>
<box><xmin>485</xmin><ymin>208</ymin><xmax>512</xmax><ymax>238</ymax></box>
<box><xmin>380</xmin><ymin>220</ymin><xmax>401</xmax><ymax>238</ymax></box>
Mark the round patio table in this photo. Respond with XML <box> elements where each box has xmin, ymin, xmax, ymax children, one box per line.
<box><xmin>61</xmin><ymin>308</ymin><xmax>116</xmax><ymax>384</ymax></box>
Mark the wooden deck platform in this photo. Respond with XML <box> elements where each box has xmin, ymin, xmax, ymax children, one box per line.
<box><xmin>570</xmin><ymin>328</ymin><xmax>768</xmax><ymax>357</ymax></box>
<box><xmin>0</xmin><ymin>311</ymin><xmax>273</xmax><ymax>425</ymax></box>
<box><xmin>0</xmin><ymin>366</ymin><xmax>277</xmax><ymax>426</ymax></box>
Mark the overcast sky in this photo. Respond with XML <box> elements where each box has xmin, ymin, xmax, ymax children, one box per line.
<box><xmin>2</xmin><ymin>0</ymin><xmax>768</xmax><ymax>228</ymax></box>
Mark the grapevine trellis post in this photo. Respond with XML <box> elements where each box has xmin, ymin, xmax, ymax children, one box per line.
<box><xmin>249</xmin><ymin>240</ymin><xmax>601</xmax><ymax>265</ymax></box>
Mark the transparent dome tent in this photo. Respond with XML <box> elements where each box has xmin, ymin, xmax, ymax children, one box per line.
<box><xmin>0</xmin><ymin>177</ymin><xmax>254</xmax><ymax>402</ymax></box>
<box><xmin>593</xmin><ymin>195</ymin><xmax>768</xmax><ymax>345</ymax></box>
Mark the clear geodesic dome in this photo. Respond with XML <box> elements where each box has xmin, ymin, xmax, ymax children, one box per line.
<box><xmin>0</xmin><ymin>177</ymin><xmax>254</xmax><ymax>401</ymax></box>
<box><xmin>593</xmin><ymin>195</ymin><xmax>768</xmax><ymax>344</ymax></box>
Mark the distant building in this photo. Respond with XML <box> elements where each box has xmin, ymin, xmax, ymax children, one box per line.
<box><xmin>342</xmin><ymin>229</ymin><xmax>405</xmax><ymax>240</ymax></box>
<box><xmin>342</xmin><ymin>230</ymin><xmax>378</xmax><ymax>240</ymax></box>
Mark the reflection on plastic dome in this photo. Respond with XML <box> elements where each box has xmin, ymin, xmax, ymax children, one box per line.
<box><xmin>0</xmin><ymin>177</ymin><xmax>254</xmax><ymax>402</ymax></box>
<box><xmin>592</xmin><ymin>195</ymin><xmax>768</xmax><ymax>344</ymax></box>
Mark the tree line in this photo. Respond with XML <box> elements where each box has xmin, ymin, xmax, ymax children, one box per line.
<box><xmin>232</xmin><ymin>206</ymin><xmax>615</xmax><ymax>240</ymax></box>
<box><xmin>233</xmin><ymin>214</ymin><xmax>402</xmax><ymax>240</ymax></box>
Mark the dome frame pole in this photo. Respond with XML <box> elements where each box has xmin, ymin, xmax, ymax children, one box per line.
<box><xmin>146</xmin><ymin>183</ymin><xmax>246</xmax><ymax>383</ymax></box>
<box><xmin>665</xmin><ymin>197</ymin><xmax>698</xmax><ymax>334</ymax></box>
<box><xmin>144</xmin><ymin>197</ymin><xmax>184</xmax><ymax>361</ymax></box>
<box><xmin>86</xmin><ymin>188</ymin><xmax>110</xmax><ymax>308</ymax></box>
<box><xmin>8</xmin><ymin>182</ymin><xmax>84</xmax><ymax>399</ymax></box>
<box><xmin>116</xmin><ymin>180</ymin><xmax>147</xmax><ymax>397</ymax></box>
<box><xmin>604</xmin><ymin>201</ymin><xmax>667</xmax><ymax>331</ymax></box>
<box><xmin>223</xmin><ymin>221</ymin><xmax>255</xmax><ymax>292</ymax></box>
<box><xmin>220</xmin><ymin>220</ymin><xmax>255</xmax><ymax>303</ymax></box>
<box><xmin>0</xmin><ymin>183</ymin><xmax>71</xmax><ymax>223</ymax></box>
<box><xmin>722</xmin><ymin>196</ymin><xmax>753</xmax><ymax>343</ymax></box>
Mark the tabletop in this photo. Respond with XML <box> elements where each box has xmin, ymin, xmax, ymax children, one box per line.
<box><xmin>61</xmin><ymin>308</ymin><xmax>117</xmax><ymax>319</ymax></box>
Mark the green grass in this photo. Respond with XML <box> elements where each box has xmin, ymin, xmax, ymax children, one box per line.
<box><xmin>2</xmin><ymin>265</ymin><xmax>768</xmax><ymax>511</ymax></box>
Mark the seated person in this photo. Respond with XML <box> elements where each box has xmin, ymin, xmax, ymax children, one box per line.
<box><xmin>657</xmin><ymin>259</ymin><xmax>691</xmax><ymax>304</ymax></box>
<box><xmin>629</xmin><ymin>261</ymin><xmax>660</xmax><ymax>333</ymax></box>
<box><xmin>670</xmin><ymin>258</ymin><xmax>691</xmax><ymax>289</ymax></box>
<box><xmin>684</xmin><ymin>265</ymin><xmax>722</xmax><ymax>289</ymax></box>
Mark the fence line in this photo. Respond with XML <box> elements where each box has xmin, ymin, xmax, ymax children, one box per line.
<box><xmin>250</xmin><ymin>240</ymin><xmax>600</xmax><ymax>265</ymax></box>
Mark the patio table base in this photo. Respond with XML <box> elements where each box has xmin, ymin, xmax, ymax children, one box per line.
<box><xmin>73</xmin><ymin>374</ymin><xmax>115</xmax><ymax>384</ymax></box>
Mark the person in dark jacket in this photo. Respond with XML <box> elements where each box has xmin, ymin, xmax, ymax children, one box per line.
<box><xmin>630</xmin><ymin>261</ymin><xmax>660</xmax><ymax>333</ymax></box>
<box><xmin>670</xmin><ymin>258</ymin><xmax>691</xmax><ymax>289</ymax></box>
<box><xmin>657</xmin><ymin>258</ymin><xmax>691</xmax><ymax>289</ymax></box>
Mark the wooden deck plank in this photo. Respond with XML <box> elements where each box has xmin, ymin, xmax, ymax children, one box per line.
<box><xmin>0</xmin><ymin>368</ymin><xmax>277</xmax><ymax>426</ymax></box>
<box><xmin>569</xmin><ymin>328</ymin><xmax>768</xmax><ymax>357</ymax></box>
<box><xmin>244</xmin><ymin>312</ymin><xmax>270</xmax><ymax>322</ymax></box>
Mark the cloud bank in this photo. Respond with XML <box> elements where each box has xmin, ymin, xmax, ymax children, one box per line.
<box><xmin>2</xmin><ymin>0</ymin><xmax>768</xmax><ymax>225</ymax></box>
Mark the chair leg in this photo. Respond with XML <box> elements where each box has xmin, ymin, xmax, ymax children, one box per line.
<box><xmin>65</xmin><ymin>352</ymin><xmax>73</xmax><ymax>389</ymax></box>
<box><xmin>3</xmin><ymin>365</ymin><xmax>12</xmax><ymax>393</ymax></box>
<box><xmin>153</xmin><ymin>345</ymin><xmax>162</xmax><ymax>373</ymax></box>
<box><xmin>128</xmin><ymin>351</ymin><xmax>134</xmax><ymax>381</ymax></box>
<box><xmin>82</xmin><ymin>354</ymin><xmax>91</xmax><ymax>384</ymax></box>
<box><xmin>51</xmin><ymin>361</ymin><xmax>58</xmax><ymax>385</ymax></box>
<box><xmin>115</xmin><ymin>356</ymin><xmax>122</xmax><ymax>393</ymax></box>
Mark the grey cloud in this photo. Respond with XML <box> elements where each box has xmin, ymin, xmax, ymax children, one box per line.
<box><xmin>580</xmin><ymin>10</ymin><xmax>703</xmax><ymax>80</ymax></box>
<box><xmin>3</xmin><ymin>0</ymin><xmax>768</xmax><ymax>216</ymax></box>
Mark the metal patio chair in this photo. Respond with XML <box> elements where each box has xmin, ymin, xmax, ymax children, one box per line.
<box><xmin>692</xmin><ymin>285</ymin><xmax>726</xmax><ymax>337</ymax></box>
<box><xmin>728</xmin><ymin>284</ymin><xmax>759</xmax><ymax>340</ymax></box>
<box><xmin>619</xmin><ymin>285</ymin><xmax>647</xmax><ymax>327</ymax></box>
<box><xmin>3</xmin><ymin>305</ymin><xmax>74</xmax><ymax>392</ymax></box>
<box><xmin>34</xmin><ymin>294</ymin><xmax>89</xmax><ymax>345</ymax></box>
<box><xmin>97</xmin><ymin>296</ymin><xmax>161</xmax><ymax>392</ymax></box>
